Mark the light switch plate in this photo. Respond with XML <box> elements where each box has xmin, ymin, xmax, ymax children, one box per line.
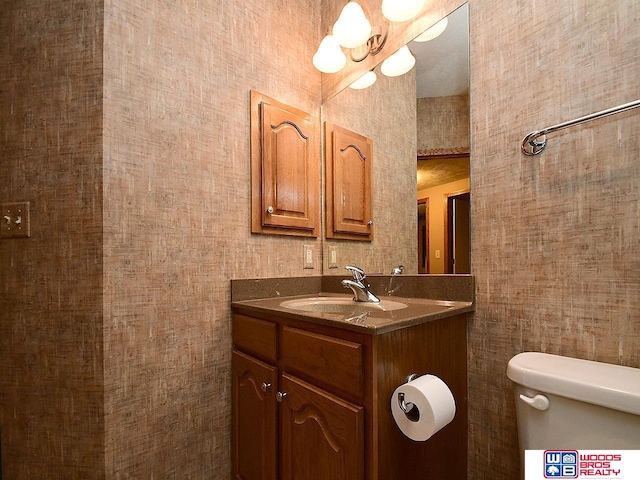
<box><xmin>328</xmin><ymin>246</ymin><xmax>338</xmax><ymax>269</ymax></box>
<box><xmin>1</xmin><ymin>201</ymin><xmax>31</xmax><ymax>239</ymax></box>
<box><xmin>303</xmin><ymin>244</ymin><xmax>315</xmax><ymax>269</ymax></box>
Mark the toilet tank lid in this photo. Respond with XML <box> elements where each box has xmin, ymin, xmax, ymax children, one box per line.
<box><xmin>507</xmin><ymin>352</ymin><xmax>640</xmax><ymax>416</ymax></box>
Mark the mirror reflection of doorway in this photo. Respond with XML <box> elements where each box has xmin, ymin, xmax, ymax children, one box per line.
<box><xmin>446</xmin><ymin>192</ymin><xmax>470</xmax><ymax>273</ymax></box>
<box><xmin>416</xmin><ymin>154</ymin><xmax>469</xmax><ymax>274</ymax></box>
<box><xmin>417</xmin><ymin>199</ymin><xmax>429</xmax><ymax>273</ymax></box>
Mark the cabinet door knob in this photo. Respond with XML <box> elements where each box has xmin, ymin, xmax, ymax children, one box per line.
<box><xmin>368</xmin><ymin>220</ymin><xmax>373</xmax><ymax>225</ymax></box>
<box><xmin>261</xmin><ymin>382</ymin><xmax>272</xmax><ymax>392</ymax></box>
<box><xmin>276</xmin><ymin>391</ymin><xmax>287</xmax><ymax>402</ymax></box>
<box><xmin>266</xmin><ymin>206</ymin><xmax>274</xmax><ymax>214</ymax></box>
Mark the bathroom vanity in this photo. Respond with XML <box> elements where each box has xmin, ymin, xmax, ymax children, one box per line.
<box><xmin>231</xmin><ymin>276</ymin><xmax>473</xmax><ymax>480</ymax></box>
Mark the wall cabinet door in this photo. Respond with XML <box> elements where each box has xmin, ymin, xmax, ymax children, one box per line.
<box><xmin>325</xmin><ymin>122</ymin><xmax>373</xmax><ymax>241</ymax></box>
<box><xmin>232</xmin><ymin>350</ymin><xmax>278</xmax><ymax>480</ymax></box>
<box><xmin>250</xmin><ymin>90</ymin><xmax>319</xmax><ymax>237</ymax></box>
<box><xmin>279</xmin><ymin>374</ymin><xmax>364</xmax><ymax>480</ymax></box>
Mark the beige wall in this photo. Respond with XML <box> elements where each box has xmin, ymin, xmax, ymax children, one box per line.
<box><xmin>418</xmin><ymin>178</ymin><xmax>470</xmax><ymax>273</ymax></box>
<box><xmin>102</xmin><ymin>0</ymin><xmax>323</xmax><ymax>477</ymax></box>
<box><xmin>417</xmin><ymin>94</ymin><xmax>470</xmax><ymax>151</ymax></box>
<box><xmin>468</xmin><ymin>0</ymin><xmax>640</xmax><ymax>478</ymax></box>
<box><xmin>0</xmin><ymin>1</ymin><xmax>105</xmax><ymax>478</ymax></box>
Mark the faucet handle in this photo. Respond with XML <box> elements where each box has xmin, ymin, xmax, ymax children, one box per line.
<box><xmin>345</xmin><ymin>265</ymin><xmax>366</xmax><ymax>282</ymax></box>
<box><xmin>391</xmin><ymin>265</ymin><xmax>404</xmax><ymax>275</ymax></box>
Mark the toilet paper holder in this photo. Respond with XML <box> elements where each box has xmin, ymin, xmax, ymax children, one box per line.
<box><xmin>398</xmin><ymin>373</ymin><xmax>420</xmax><ymax>422</ymax></box>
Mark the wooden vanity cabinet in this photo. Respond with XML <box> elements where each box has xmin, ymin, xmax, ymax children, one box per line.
<box><xmin>232</xmin><ymin>311</ymin><xmax>468</xmax><ymax>480</ymax></box>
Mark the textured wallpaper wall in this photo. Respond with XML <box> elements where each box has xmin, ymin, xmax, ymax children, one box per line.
<box><xmin>468</xmin><ymin>0</ymin><xmax>640</xmax><ymax>477</ymax></box>
<box><xmin>0</xmin><ymin>0</ymin><xmax>105</xmax><ymax>478</ymax></box>
<box><xmin>417</xmin><ymin>94</ymin><xmax>470</xmax><ymax>151</ymax></box>
<box><xmin>102</xmin><ymin>0</ymin><xmax>321</xmax><ymax>477</ymax></box>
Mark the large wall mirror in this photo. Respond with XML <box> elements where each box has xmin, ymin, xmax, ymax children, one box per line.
<box><xmin>321</xmin><ymin>3</ymin><xmax>469</xmax><ymax>276</ymax></box>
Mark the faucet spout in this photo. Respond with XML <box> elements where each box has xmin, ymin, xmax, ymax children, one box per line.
<box><xmin>342</xmin><ymin>265</ymin><xmax>380</xmax><ymax>302</ymax></box>
<box><xmin>341</xmin><ymin>279</ymin><xmax>381</xmax><ymax>303</ymax></box>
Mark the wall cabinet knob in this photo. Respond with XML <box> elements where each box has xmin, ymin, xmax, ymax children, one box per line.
<box><xmin>266</xmin><ymin>206</ymin><xmax>274</xmax><ymax>214</ymax></box>
<box><xmin>276</xmin><ymin>391</ymin><xmax>287</xmax><ymax>402</ymax></box>
<box><xmin>261</xmin><ymin>382</ymin><xmax>272</xmax><ymax>392</ymax></box>
<box><xmin>368</xmin><ymin>220</ymin><xmax>373</xmax><ymax>225</ymax></box>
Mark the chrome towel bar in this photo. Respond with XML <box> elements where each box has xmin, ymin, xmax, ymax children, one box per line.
<box><xmin>522</xmin><ymin>99</ymin><xmax>640</xmax><ymax>156</ymax></box>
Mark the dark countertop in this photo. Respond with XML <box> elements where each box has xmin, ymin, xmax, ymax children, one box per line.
<box><xmin>231</xmin><ymin>292</ymin><xmax>474</xmax><ymax>335</ymax></box>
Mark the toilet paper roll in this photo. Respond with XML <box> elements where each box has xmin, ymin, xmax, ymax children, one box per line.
<box><xmin>390</xmin><ymin>374</ymin><xmax>456</xmax><ymax>441</ymax></box>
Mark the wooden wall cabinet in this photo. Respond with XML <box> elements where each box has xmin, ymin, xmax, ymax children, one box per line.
<box><xmin>232</xmin><ymin>311</ymin><xmax>467</xmax><ymax>480</ymax></box>
<box><xmin>325</xmin><ymin>122</ymin><xmax>374</xmax><ymax>241</ymax></box>
<box><xmin>250</xmin><ymin>91</ymin><xmax>320</xmax><ymax>237</ymax></box>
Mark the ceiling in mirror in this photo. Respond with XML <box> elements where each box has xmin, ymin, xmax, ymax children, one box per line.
<box><xmin>410</xmin><ymin>3</ymin><xmax>469</xmax><ymax>98</ymax></box>
<box><xmin>417</xmin><ymin>157</ymin><xmax>468</xmax><ymax>190</ymax></box>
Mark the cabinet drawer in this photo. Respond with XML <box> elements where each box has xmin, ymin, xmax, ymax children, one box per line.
<box><xmin>233</xmin><ymin>314</ymin><xmax>277</xmax><ymax>362</ymax></box>
<box><xmin>281</xmin><ymin>327</ymin><xmax>364</xmax><ymax>400</ymax></box>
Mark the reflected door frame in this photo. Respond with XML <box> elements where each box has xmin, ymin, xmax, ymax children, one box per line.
<box><xmin>417</xmin><ymin>197</ymin><xmax>429</xmax><ymax>273</ymax></box>
<box><xmin>444</xmin><ymin>189</ymin><xmax>470</xmax><ymax>274</ymax></box>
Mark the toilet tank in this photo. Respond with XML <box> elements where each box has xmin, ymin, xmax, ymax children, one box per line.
<box><xmin>507</xmin><ymin>352</ymin><xmax>640</xmax><ymax>450</ymax></box>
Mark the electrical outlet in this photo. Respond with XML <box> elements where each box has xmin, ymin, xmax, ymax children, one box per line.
<box><xmin>435</xmin><ymin>249</ymin><xmax>441</xmax><ymax>259</ymax></box>
<box><xmin>303</xmin><ymin>244</ymin><xmax>315</xmax><ymax>269</ymax></box>
<box><xmin>1</xmin><ymin>202</ymin><xmax>30</xmax><ymax>239</ymax></box>
<box><xmin>328</xmin><ymin>246</ymin><xmax>338</xmax><ymax>269</ymax></box>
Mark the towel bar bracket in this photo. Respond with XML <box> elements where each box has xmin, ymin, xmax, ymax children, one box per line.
<box><xmin>522</xmin><ymin>131</ymin><xmax>547</xmax><ymax>156</ymax></box>
<box><xmin>521</xmin><ymin>99</ymin><xmax>640</xmax><ymax>156</ymax></box>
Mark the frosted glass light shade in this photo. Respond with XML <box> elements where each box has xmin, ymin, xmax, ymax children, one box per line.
<box><xmin>380</xmin><ymin>46</ymin><xmax>416</xmax><ymax>77</ymax></box>
<box><xmin>414</xmin><ymin>17</ymin><xmax>448</xmax><ymax>42</ymax></box>
<box><xmin>313</xmin><ymin>35</ymin><xmax>347</xmax><ymax>73</ymax></box>
<box><xmin>349</xmin><ymin>71</ymin><xmax>377</xmax><ymax>90</ymax></box>
<box><xmin>332</xmin><ymin>2</ymin><xmax>371</xmax><ymax>49</ymax></box>
<box><xmin>382</xmin><ymin>0</ymin><xmax>426</xmax><ymax>23</ymax></box>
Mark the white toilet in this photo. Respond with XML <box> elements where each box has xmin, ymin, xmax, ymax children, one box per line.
<box><xmin>507</xmin><ymin>352</ymin><xmax>640</xmax><ymax>454</ymax></box>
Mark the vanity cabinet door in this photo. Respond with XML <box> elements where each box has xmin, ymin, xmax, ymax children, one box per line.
<box><xmin>232</xmin><ymin>350</ymin><xmax>278</xmax><ymax>480</ymax></box>
<box><xmin>279</xmin><ymin>373</ymin><xmax>364</xmax><ymax>480</ymax></box>
<box><xmin>325</xmin><ymin>122</ymin><xmax>373</xmax><ymax>241</ymax></box>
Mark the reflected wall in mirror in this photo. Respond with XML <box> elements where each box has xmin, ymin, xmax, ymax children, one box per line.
<box><xmin>321</xmin><ymin>3</ymin><xmax>469</xmax><ymax>277</ymax></box>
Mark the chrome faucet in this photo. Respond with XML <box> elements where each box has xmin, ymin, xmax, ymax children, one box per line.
<box><xmin>341</xmin><ymin>266</ymin><xmax>380</xmax><ymax>303</ymax></box>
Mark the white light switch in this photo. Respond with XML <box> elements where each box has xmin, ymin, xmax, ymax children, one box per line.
<box><xmin>329</xmin><ymin>246</ymin><xmax>338</xmax><ymax>269</ymax></box>
<box><xmin>303</xmin><ymin>244</ymin><xmax>315</xmax><ymax>269</ymax></box>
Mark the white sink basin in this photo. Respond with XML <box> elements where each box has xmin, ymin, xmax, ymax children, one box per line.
<box><xmin>280</xmin><ymin>296</ymin><xmax>408</xmax><ymax>314</ymax></box>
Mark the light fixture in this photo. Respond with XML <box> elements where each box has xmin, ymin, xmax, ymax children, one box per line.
<box><xmin>349</xmin><ymin>70</ymin><xmax>377</xmax><ymax>90</ymax></box>
<box><xmin>313</xmin><ymin>0</ymin><xmax>418</xmax><ymax>79</ymax></box>
<box><xmin>332</xmin><ymin>2</ymin><xmax>372</xmax><ymax>49</ymax></box>
<box><xmin>380</xmin><ymin>45</ymin><xmax>416</xmax><ymax>77</ymax></box>
<box><xmin>381</xmin><ymin>0</ymin><xmax>426</xmax><ymax>23</ymax></box>
<box><xmin>413</xmin><ymin>17</ymin><xmax>448</xmax><ymax>42</ymax></box>
<box><xmin>312</xmin><ymin>35</ymin><xmax>347</xmax><ymax>73</ymax></box>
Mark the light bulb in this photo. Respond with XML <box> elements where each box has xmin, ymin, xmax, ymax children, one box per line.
<box><xmin>332</xmin><ymin>2</ymin><xmax>371</xmax><ymax>49</ymax></box>
<box><xmin>380</xmin><ymin>46</ymin><xmax>416</xmax><ymax>77</ymax></box>
<box><xmin>382</xmin><ymin>0</ymin><xmax>426</xmax><ymax>23</ymax></box>
<box><xmin>349</xmin><ymin>71</ymin><xmax>377</xmax><ymax>90</ymax></box>
<box><xmin>414</xmin><ymin>17</ymin><xmax>448</xmax><ymax>42</ymax></box>
<box><xmin>312</xmin><ymin>35</ymin><xmax>347</xmax><ymax>73</ymax></box>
